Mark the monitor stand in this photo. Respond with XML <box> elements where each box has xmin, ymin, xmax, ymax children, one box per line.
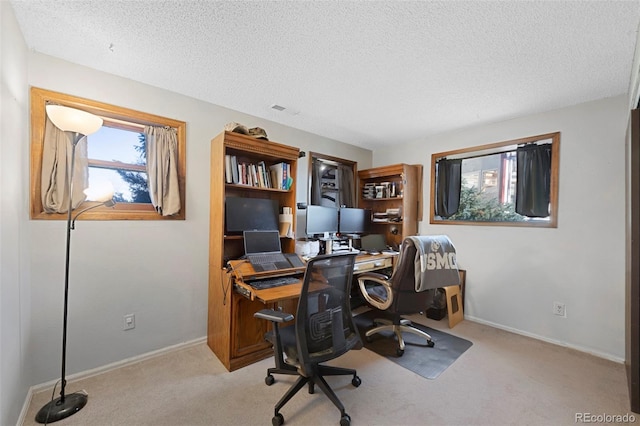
<box><xmin>331</xmin><ymin>236</ymin><xmax>360</xmax><ymax>254</ymax></box>
<box><xmin>320</xmin><ymin>232</ymin><xmax>335</xmax><ymax>254</ymax></box>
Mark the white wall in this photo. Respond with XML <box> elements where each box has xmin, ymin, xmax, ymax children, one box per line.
<box><xmin>25</xmin><ymin>53</ymin><xmax>372</xmax><ymax>386</ymax></box>
<box><xmin>374</xmin><ymin>95</ymin><xmax>628</xmax><ymax>360</ymax></box>
<box><xmin>1</xmin><ymin>2</ymin><xmax>30</xmax><ymax>425</ymax></box>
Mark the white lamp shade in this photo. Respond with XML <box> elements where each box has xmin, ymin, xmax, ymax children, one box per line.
<box><xmin>83</xmin><ymin>181</ymin><xmax>115</xmax><ymax>202</ymax></box>
<box><xmin>46</xmin><ymin>105</ymin><xmax>103</xmax><ymax>135</ymax></box>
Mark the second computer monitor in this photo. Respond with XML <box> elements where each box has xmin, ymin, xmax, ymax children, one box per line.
<box><xmin>338</xmin><ymin>207</ymin><xmax>371</xmax><ymax>234</ymax></box>
<box><xmin>305</xmin><ymin>205</ymin><xmax>339</xmax><ymax>237</ymax></box>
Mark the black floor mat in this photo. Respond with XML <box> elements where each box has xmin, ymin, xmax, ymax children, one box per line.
<box><xmin>353</xmin><ymin>310</ymin><xmax>473</xmax><ymax>379</ymax></box>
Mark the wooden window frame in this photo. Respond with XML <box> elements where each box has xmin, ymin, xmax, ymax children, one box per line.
<box><xmin>429</xmin><ymin>132</ymin><xmax>560</xmax><ymax>228</ymax></box>
<box><xmin>30</xmin><ymin>87</ymin><xmax>186</xmax><ymax>221</ymax></box>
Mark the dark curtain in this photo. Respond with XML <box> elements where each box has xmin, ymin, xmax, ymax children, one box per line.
<box><xmin>435</xmin><ymin>158</ymin><xmax>462</xmax><ymax>218</ymax></box>
<box><xmin>516</xmin><ymin>143</ymin><xmax>552</xmax><ymax>217</ymax></box>
<box><xmin>311</xmin><ymin>158</ymin><xmax>323</xmax><ymax>205</ymax></box>
<box><xmin>337</xmin><ymin>164</ymin><xmax>355</xmax><ymax>207</ymax></box>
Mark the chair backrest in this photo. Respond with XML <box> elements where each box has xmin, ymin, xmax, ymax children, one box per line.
<box><xmin>388</xmin><ymin>238</ymin><xmax>433</xmax><ymax>314</ymax></box>
<box><xmin>295</xmin><ymin>252</ymin><xmax>362</xmax><ymax>376</ymax></box>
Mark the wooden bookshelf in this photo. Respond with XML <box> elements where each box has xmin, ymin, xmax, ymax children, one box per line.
<box><xmin>207</xmin><ymin>131</ymin><xmax>300</xmax><ymax>371</ymax></box>
<box><xmin>358</xmin><ymin>164</ymin><xmax>422</xmax><ymax>249</ymax></box>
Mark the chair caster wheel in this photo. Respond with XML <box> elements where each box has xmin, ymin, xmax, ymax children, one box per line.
<box><xmin>365</xmin><ymin>335</ymin><xmax>373</xmax><ymax>343</ymax></box>
<box><xmin>272</xmin><ymin>413</ymin><xmax>284</xmax><ymax>426</ymax></box>
<box><xmin>396</xmin><ymin>348</ymin><xmax>404</xmax><ymax>357</ymax></box>
<box><xmin>351</xmin><ymin>376</ymin><xmax>361</xmax><ymax>387</ymax></box>
<box><xmin>340</xmin><ymin>414</ymin><xmax>351</xmax><ymax>426</ymax></box>
<box><xmin>265</xmin><ymin>374</ymin><xmax>275</xmax><ymax>386</ymax></box>
<box><xmin>427</xmin><ymin>340</ymin><xmax>435</xmax><ymax>348</ymax></box>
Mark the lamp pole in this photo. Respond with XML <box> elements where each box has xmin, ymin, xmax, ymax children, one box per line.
<box><xmin>36</xmin><ymin>132</ymin><xmax>89</xmax><ymax>423</ymax></box>
<box><xmin>60</xmin><ymin>133</ymin><xmax>82</xmax><ymax>402</ymax></box>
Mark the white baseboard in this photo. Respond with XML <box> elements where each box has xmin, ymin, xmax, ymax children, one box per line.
<box><xmin>465</xmin><ymin>315</ymin><xmax>624</xmax><ymax>364</ymax></box>
<box><xmin>17</xmin><ymin>387</ymin><xmax>34</xmax><ymax>426</ymax></box>
<box><xmin>18</xmin><ymin>336</ymin><xmax>206</xmax><ymax>425</ymax></box>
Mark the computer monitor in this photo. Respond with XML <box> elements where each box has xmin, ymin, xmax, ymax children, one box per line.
<box><xmin>338</xmin><ymin>207</ymin><xmax>371</xmax><ymax>234</ymax></box>
<box><xmin>305</xmin><ymin>205</ymin><xmax>339</xmax><ymax>237</ymax></box>
<box><xmin>225</xmin><ymin>196</ymin><xmax>279</xmax><ymax>233</ymax></box>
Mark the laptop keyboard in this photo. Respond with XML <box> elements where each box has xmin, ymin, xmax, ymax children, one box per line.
<box><xmin>251</xmin><ymin>253</ymin><xmax>286</xmax><ymax>264</ymax></box>
<box><xmin>246</xmin><ymin>276</ymin><xmax>300</xmax><ymax>290</ymax></box>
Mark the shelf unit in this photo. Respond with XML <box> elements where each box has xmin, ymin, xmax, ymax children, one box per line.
<box><xmin>358</xmin><ymin>163</ymin><xmax>422</xmax><ymax>249</ymax></box>
<box><xmin>208</xmin><ymin>130</ymin><xmax>300</xmax><ymax>371</ymax></box>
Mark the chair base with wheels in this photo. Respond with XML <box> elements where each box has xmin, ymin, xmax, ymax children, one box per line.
<box><xmin>365</xmin><ymin>317</ymin><xmax>434</xmax><ymax>356</ymax></box>
<box><xmin>269</xmin><ymin>363</ymin><xmax>361</xmax><ymax>426</ymax></box>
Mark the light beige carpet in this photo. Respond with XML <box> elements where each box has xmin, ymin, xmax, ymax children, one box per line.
<box><xmin>22</xmin><ymin>314</ymin><xmax>633</xmax><ymax>426</ymax></box>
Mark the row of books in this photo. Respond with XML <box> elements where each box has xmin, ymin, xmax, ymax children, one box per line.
<box><xmin>224</xmin><ymin>155</ymin><xmax>292</xmax><ymax>190</ymax></box>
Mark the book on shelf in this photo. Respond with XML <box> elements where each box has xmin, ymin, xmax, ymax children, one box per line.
<box><xmin>237</xmin><ymin>162</ymin><xmax>245</xmax><ymax>185</ymax></box>
<box><xmin>269</xmin><ymin>162</ymin><xmax>293</xmax><ymax>190</ymax></box>
<box><xmin>257</xmin><ymin>161</ymin><xmax>268</xmax><ymax>188</ymax></box>
<box><xmin>256</xmin><ymin>163</ymin><xmax>264</xmax><ymax>187</ymax></box>
<box><xmin>250</xmin><ymin>163</ymin><xmax>258</xmax><ymax>186</ymax></box>
<box><xmin>224</xmin><ymin>155</ymin><xmax>233</xmax><ymax>184</ymax></box>
<box><xmin>231</xmin><ymin>155</ymin><xmax>239</xmax><ymax>184</ymax></box>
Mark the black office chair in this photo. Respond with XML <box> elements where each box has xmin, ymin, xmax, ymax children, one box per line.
<box><xmin>357</xmin><ymin>235</ymin><xmax>459</xmax><ymax>356</ymax></box>
<box><xmin>254</xmin><ymin>252</ymin><xmax>362</xmax><ymax>426</ymax></box>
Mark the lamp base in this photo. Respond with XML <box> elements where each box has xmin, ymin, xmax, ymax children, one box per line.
<box><xmin>35</xmin><ymin>392</ymin><xmax>88</xmax><ymax>424</ymax></box>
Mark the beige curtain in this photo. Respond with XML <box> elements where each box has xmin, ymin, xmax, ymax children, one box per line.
<box><xmin>145</xmin><ymin>125</ymin><xmax>180</xmax><ymax>216</ymax></box>
<box><xmin>41</xmin><ymin>117</ymin><xmax>88</xmax><ymax>213</ymax></box>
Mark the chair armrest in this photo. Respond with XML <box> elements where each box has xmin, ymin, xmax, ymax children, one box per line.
<box><xmin>357</xmin><ymin>272</ymin><xmax>390</xmax><ymax>284</ymax></box>
<box><xmin>254</xmin><ymin>308</ymin><xmax>294</xmax><ymax>323</ymax></box>
<box><xmin>357</xmin><ymin>273</ymin><xmax>394</xmax><ymax>310</ymax></box>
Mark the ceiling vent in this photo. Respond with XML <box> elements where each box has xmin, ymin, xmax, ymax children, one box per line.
<box><xmin>270</xmin><ymin>104</ymin><xmax>300</xmax><ymax>116</ymax></box>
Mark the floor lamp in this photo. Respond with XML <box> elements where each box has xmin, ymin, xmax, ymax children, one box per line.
<box><xmin>35</xmin><ymin>105</ymin><xmax>110</xmax><ymax>424</ymax></box>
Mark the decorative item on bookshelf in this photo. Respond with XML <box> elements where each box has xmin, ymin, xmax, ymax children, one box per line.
<box><xmin>279</xmin><ymin>206</ymin><xmax>294</xmax><ymax>238</ymax></box>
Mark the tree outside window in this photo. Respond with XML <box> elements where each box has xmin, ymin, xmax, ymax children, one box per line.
<box><xmin>87</xmin><ymin>127</ymin><xmax>150</xmax><ymax>203</ymax></box>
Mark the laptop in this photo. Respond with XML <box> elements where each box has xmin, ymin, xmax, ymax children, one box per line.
<box><xmin>360</xmin><ymin>234</ymin><xmax>388</xmax><ymax>254</ymax></box>
<box><xmin>243</xmin><ymin>230</ymin><xmax>305</xmax><ymax>272</ymax></box>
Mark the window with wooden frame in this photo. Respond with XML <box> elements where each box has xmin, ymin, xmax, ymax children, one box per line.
<box><xmin>430</xmin><ymin>132</ymin><xmax>560</xmax><ymax>228</ymax></box>
<box><xmin>30</xmin><ymin>87</ymin><xmax>186</xmax><ymax>220</ymax></box>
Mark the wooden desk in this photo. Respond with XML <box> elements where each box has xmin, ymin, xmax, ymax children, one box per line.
<box><xmin>352</xmin><ymin>252</ymin><xmax>395</xmax><ymax>274</ymax></box>
<box><xmin>207</xmin><ymin>252</ymin><xmax>397</xmax><ymax>371</ymax></box>
<box><xmin>231</xmin><ymin>252</ymin><xmax>396</xmax><ymax>304</ymax></box>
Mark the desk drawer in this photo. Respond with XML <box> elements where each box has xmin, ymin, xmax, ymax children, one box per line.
<box><xmin>353</xmin><ymin>257</ymin><xmax>393</xmax><ymax>273</ymax></box>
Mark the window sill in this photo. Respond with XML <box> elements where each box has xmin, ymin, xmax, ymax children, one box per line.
<box><xmin>31</xmin><ymin>202</ymin><xmax>185</xmax><ymax>221</ymax></box>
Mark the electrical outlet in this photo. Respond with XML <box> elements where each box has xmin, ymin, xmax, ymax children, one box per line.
<box><xmin>123</xmin><ymin>313</ymin><xmax>135</xmax><ymax>330</ymax></box>
<box><xmin>553</xmin><ymin>302</ymin><xmax>566</xmax><ymax>317</ymax></box>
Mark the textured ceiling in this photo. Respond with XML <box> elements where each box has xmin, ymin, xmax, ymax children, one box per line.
<box><xmin>9</xmin><ymin>0</ymin><xmax>640</xmax><ymax>149</ymax></box>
